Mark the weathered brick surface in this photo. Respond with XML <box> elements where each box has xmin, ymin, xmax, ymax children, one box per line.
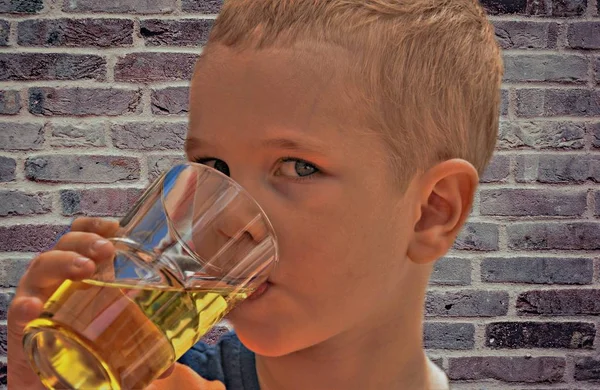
<box><xmin>424</xmin><ymin>322</ymin><xmax>474</xmax><ymax>350</ymax></box>
<box><xmin>63</xmin><ymin>0</ymin><xmax>176</xmax><ymax>14</ymax></box>
<box><xmin>517</xmin><ymin>289</ymin><xmax>600</xmax><ymax>316</ymax></box>
<box><xmin>151</xmin><ymin>87</ymin><xmax>190</xmax><ymax>115</ymax></box>
<box><xmin>425</xmin><ymin>290</ymin><xmax>509</xmax><ymax>317</ymax></box>
<box><xmin>448</xmin><ymin>356</ymin><xmax>565</xmax><ymax>382</ymax></box>
<box><xmin>516</xmin><ymin>89</ymin><xmax>600</xmax><ymax>117</ymax></box>
<box><xmin>508</xmin><ymin>222</ymin><xmax>600</xmax><ymax>250</ymax></box>
<box><xmin>50</xmin><ymin>123</ymin><xmax>106</xmax><ymax>148</ymax></box>
<box><xmin>181</xmin><ymin>0</ymin><xmax>223</xmax><ymax>13</ymax></box>
<box><xmin>453</xmin><ymin>223</ymin><xmax>499</xmax><ymax>251</ymax></box>
<box><xmin>486</xmin><ymin>321</ymin><xmax>595</xmax><ymax>349</ymax></box>
<box><xmin>0</xmin><ymin>20</ymin><xmax>8</xmax><ymax>46</ymax></box>
<box><xmin>29</xmin><ymin>87</ymin><xmax>141</xmax><ymax>116</ymax></box>
<box><xmin>515</xmin><ymin>154</ymin><xmax>600</xmax><ymax>183</ymax></box>
<box><xmin>25</xmin><ymin>155</ymin><xmax>140</xmax><ymax>183</ymax></box>
<box><xmin>480</xmin><ymin>188</ymin><xmax>587</xmax><ymax>216</ymax></box>
<box><xmin>140</xmin><ymin>19</ymin><xmax>213</xmax><ymax>46</ymax></box>
<box><xmin>0</xmin><ymin>190</ymin><xmax>51</xmax><ymax>216</ymax></box>
<box><xmin>0</xmin><ymin>90</ymin><xmax>21</xmax><ymax>115</ymax></box>
<box><xmin>498</xmin><ymin>121</ymin><xmax>585</xmax><ymax>150</ymax></box>
<box><xmin>480</xmin><ymin>154</ymin><xmax>510</xmax><ymax>183</ymax></box>
<box><xmin>575</xmin><ymin>356</ymin><xmax>600</xmax><ymax>381</ymax></box>
<box><xmin>481</xmin><ymin>257</ymin><xmax>593</xmax><ymax>284</ymax></box>
<box><xmin>0</xmin><ymin>53</ymin><xmax>106</xmax><ymax>81</ymax></box>
<box><xmin>0</xmin><ymin>0</ymin><xmax>43</xmax><ymax>13</ymax></box>
<box><xmin>111</xmin><ymin>122</ymin><xmax>187</xmax><ymax>150</ymax></box>
<box><xmin>0</xmin><ymin>157</ymin><xmax>16</xmax><ymax>182</ymax></box>
<box><xmin>114</xmin><ymin>53</ymin><xmax>198</xmax><ymax>82</ymax></box>
<box><xmin>568</xmin><ymin>22</ymin><xmax>600</xmax><ymax>50</ymax></box>
<box><xmin>61</xmin><ymin>188</ymin><xmax>143</xmax><ymax>216</ymax></box>
<box><xmin>0</xmin><ymin>293</ymin><xmax>13</xmax><ymax>320</ymax></box>
<box><xmin>147</xmin><ymin>154</ymin><xmax>186</xmax><ymax>180</ymax></box>
<box><xmin>503</xmin><ymin>54</ymin><xmax>587</xmax><ymax>83</ymax></box>
<box><xmin>0</xmin><ymin>122</ymin><xmax>44</xmax><ymax>150</ymax></box>
<box><xmin>18</xmin><ymin>19</ymin><xmax>134</xmax><ymax>47</ymax></box>
<box><xmin>0</xmin><ymin>258</ymin><xmax>31</xmax><ymax>288</ymax></box>
<box><xmin>493</xmin><ymin>21</ymin><xmax>558</xmax><ymax>49</ymax></box>
<box><xmin>430</xmin><ymin>257</ymin><xmax>471</xmax><ymax>286</ymax></box>
<box><xmin>0</xmin><ymin>224</ymin><xmax>68</xmax><ymax>252</ymax></box>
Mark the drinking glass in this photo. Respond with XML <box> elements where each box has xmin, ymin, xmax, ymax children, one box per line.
<box><xmin>22</xmin><ymin>162</ymin><xmax>278</xmax><ymax>390</ymax></box>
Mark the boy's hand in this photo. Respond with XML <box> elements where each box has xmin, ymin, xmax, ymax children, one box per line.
<box><xmin>7</xmin><ymin>217</ymin><xmax>118</xmax><ymax>390</ymax></box>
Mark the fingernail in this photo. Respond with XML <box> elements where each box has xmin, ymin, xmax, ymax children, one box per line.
<box><xmin>74</xmin><ymin>256</ymin><xmax>92</xmax><ymax>268</ymax></box>
<box><xmin>92</xmin><ymin>239</ymin><xmax>111</xmax><ymax>254</ymax></box>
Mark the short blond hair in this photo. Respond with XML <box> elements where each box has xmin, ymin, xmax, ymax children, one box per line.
<box><xmin>206</xmin><ymin>0</ymin><xmax>503</xmax><ymax>187</ymax></box>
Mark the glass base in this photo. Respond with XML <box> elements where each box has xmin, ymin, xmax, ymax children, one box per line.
<box><xmin>23</xmin><ymin>318</ymin><xmax>120</xmax><ymax>390</ymax></box>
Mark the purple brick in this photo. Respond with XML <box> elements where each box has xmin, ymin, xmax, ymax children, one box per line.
<box><xmin>500</xmin><ymin>89</ymin><xmax>508</xmax><ymax>116</ymax></box>
<box><xmin>0</xmin><ymin>90</ymin><xmax>21</xmax><ymax>115</ymax></box>
<box><xmin>0</xmin><ymin>53</ymin><xmax>106</xmax><ymax>81</ymax></box>
<box><xmin>482</xmin><ymin>257</ymin><xmax>593</xmax><ymax>284</ymax></box>
<box><xmin>0</xmin><ymin>122</ymin><xmax>44</xmax><ymax>150</ymax></box>
<box><xmin>50</xmin><ymin>123</ymin><xmax>106</xmax><ymax>148</ymax></box>
<box><xmin>182</xmin><ymin>0</ymin><xmax>223</xmax><ymax>13</ymax></box>
<box><xmin>453</xmin><ymin>222</ymin><xmax>499</xmax><ymax>251</ymax></box>
<box><xmin>503</xmin><ymin>54</ymin><xmax>587</xmax><ymax>83</ymax></box>
<box><xmin>147</xmin><ymin>155</ymin><xmax>187</xmax><ymax>180</ymax></box>
<box><xmin>480</xmin><ymin>188</ymin><xmax>586</xmax><ymax>216</ymax></box>
<box><xmin>0</xmin><ymin>191</ymin><xmax>51</xmax><ymax>216</ymax></box>
<box><xmin>493</xmin><ymin>21</ymin><xmax>558</xmax><ymax>49</ymax></box>
<box><xmin>480</xmin><ymin>155</ymin><xmax>510</xmax><ymax>183</ymax></box>
<box><xmin>449</xmin><ymin>356</ymin><xmax>565</xmax><ymax>382</ymax></box>
<box><xmin>486</xmin><ymin>321</ymin><xmax>595</xmax><ymax>349</ymax></box>
<box><xmin>114</xmin><ymin>53</ymin><xmax>198</xmax><ymax>82</ymax></box>
<box><xmin>515</xmin><ymin>154</ymin><xmax>599</xmax><ymax>184</ymax></box>
<box><xmin>0</xmin><ymin>157</ymin><xmax>16</xmax><ymax>182</ymax></box>
<box><xmin>480</xmin><ymin>0</ymin><xmax>536</xmax><ymax>15</ymax></box>
<box><xmin>140</xmin><ymin>19</ymin><xmax>213</xmax><ymax>46</ymax></box>
<box><xmin>61</xmin><ymin>188</ymin><xmax>143</xmax><ymax>217</ymax></box>
<box><xmin>112</xmin><ymin>122</ymin><xmax>187</xmax><ymax>150</ymax></box>
<box><xmin>0</xmin><ymin>225</ymin><xmax>68</xmax><ymax>252</ymax></box>
<box><xmin>568</xmin><ymin>22</ymin><xmax>600</xmax><ymax>49</ymax></box>
<box><xmin>575</xmin><ymin>356</ymin><xmax>600</xmax><ymax>380</ymax></box>
<box><xmin>63</xmin><ymin>0</ymin><xmax>175</xmax><ymax>13</ymax></box>
<box><xmin>0</xmin><ymin>20</ymin><xmax>9</xmax><ymax>46</ymax></box>
<box><xmin>498</xmin><ymin>121</ymin><xmax>585</xmax><ymax>150</ymax></box>
<box><xmin>29</xmin><ymin>87</ymin><xmax>141</xmax><ymax>116</ymax></box>
<box><xmin>516</xmin><ymin>89</ymin><xmax>600</xmax><ymax>117</ymax></box>
<box><xmin>517</xmin><ymin>289</ymin><xmax>600</xmax><ymax>316</ymax></box>
<box><xmin>508</xmin><ymin>222</ymin><xmax>600</xmax><ymax>250</ymax></box>
<box><xmin>18</xmin><ymin>19</ymin><xmax>133</xmax><ymax>47</ymax></box>
<box><xmin>551</xmin><ymin>0</ymin><xmax>587</xmax><ymax>16</ymax></box>
<box><xmin>26</xmin><ymin>155</ymin><xmax>140</xmax><ymax>183</ymax></box>
<box><xmin>151</xmin><ymin>87</ymin><xmax>190</xmax><ymax>115</ymax></box>
<box><xmin>0</xmin><ymin>0</ymin><xmax>43</xmax><ymax>13</ymax></box>
<box><xmin>425</xmin><ymin>290</ymin><xmax>509</xmax><ymax>317</ymax></box>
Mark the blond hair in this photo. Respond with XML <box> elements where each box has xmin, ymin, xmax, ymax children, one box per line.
<box><xmin>206</xmin><ymin>0</ymin><xmax>504</xmax><ymax>187</ymax></box>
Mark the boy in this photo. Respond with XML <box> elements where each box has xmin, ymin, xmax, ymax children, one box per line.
<box><xmin>8</xmin><ymin>0</ymin><xmax>503</xmax><ymax>389</ymax></box>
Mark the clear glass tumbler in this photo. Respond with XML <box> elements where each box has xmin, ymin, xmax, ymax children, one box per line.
<box><xmin>22</xmin><ymin>163</ymin><xmax>279</xmax><ymax>390</ymax></box>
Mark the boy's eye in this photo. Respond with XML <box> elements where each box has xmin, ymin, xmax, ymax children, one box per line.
<box><xmin>195</xmin><ymin>158</ymin><xmax>230</xmax><ymax>177</ymax></box>
<box><xmin>277</xmin><ymin>158</ymin><xmax>319</xmax><ymax>178</ymax></box>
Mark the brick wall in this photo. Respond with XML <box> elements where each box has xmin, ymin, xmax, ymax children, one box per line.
<box><xmin>0</xmin><ymin>0</ymin><xmax>598</xmax><ymax>388</ymax></box>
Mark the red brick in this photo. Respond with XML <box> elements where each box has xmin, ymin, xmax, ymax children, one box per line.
<box><xmin>114</xmin><ymin>53</ymin><xmax>198</xmax><ymax>82</ymax></box>
<box><xmin>29</xmin><ymin>87</ymin><xmax>141</xmax><ymax>116</ymax></box>
<box><xmin>0</xmin><ymin>224</ymin><xmax>68</xmax><ymax>252</ymax></box>
<box><xmin>448</xmin><ymin>356</ymin><xmax>565</xmax><ymax>382</ymax></box>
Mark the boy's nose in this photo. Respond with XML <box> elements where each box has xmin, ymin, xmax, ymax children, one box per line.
<box><xmin>212</xmin><ymin>190</ymin><xmax>269</xmax><ymax>244</ymax></box>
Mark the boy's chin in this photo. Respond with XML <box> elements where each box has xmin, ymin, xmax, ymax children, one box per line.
<box><xmin>232</xmin><ymin>322</ymin><xmax>323</xmax><ymax>358</ymax></box>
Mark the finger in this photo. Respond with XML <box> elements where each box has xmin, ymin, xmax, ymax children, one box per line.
<box><xmin>19</xmin><ymin>251</ymin><xmax>96</xmax><ymax>297</ymax></box>
<box><xmin>55</xmin><ymin>231</ymin><xmax>115</xmax><ymax>261</ymax></box>
<box><xmin>158</xmin><ymin>364</ymin><xmax>175</xmax><ymax>379</ymax></box>
<box><xmin>8</xmin><ymin>296</ymin><xmax>44</xmax><ymax>331</ymax></box>
<box><xmin>71</xmin><ymin>217</ymin><xmax>120</xmax><ymax>237</ymax></box>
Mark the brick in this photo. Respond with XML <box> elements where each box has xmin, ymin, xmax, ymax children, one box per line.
<box><xmin>0</xmin><ymin>325</ymin><xmax>5</xmax><ymax>355</ymax></box>
<box><xmin>0</xmin><ymin>0</ymin><xmax>43</xmax><ymax>13</ymax></box>
<box><xmin>480</xmin><ymin>188</ymin><xmax>586</xmax><ymax>216</ymax></box>
<box><xmin>182</xmin><ymin>0</ymin><xmax>223</xmax><ymax>13</ymax></box>
<box><xmin>551</xmin><ymin>0</ymin><xmax>587</xmax><ymax>16</ymax></box>
<box><xmin>517</xmin><ymin>289</ymin><xmax>600</xmax><ymax>316</ymax></box>
<box><xmin>515</xmin><ymin>154</ymin><xmax>599</xmax><ymax>184</ymax></box>
<box><xmin>486</xmin><ymin>322</ymin><xmax>595</xmax><ymax>349</ymax></box>
<box><xmin>25</xmin><ymin>155</ymin><xmax>140</xmax><ymax>184</ymax></box>
<box><xmin>482</xmin><ymin>257</ymin><xmax>593</xmax><ymax>284</ymax></box>
<box><xmin>140</xmin><ymin>19</ymin><xmax>213</xmax><ymax>46</ymax></box>
<box><xmin>0</xmin><ymin>224</ymin><xmax>68</xmax><ymax>252</ymax></box>
<box><xmin>575</xmin><ymin>356</ymin><xmax>600</xmax><ymax>380</ymax></box>
<box><xmin>430</xmin><ymin>257</ymin><xmax>471</xmax><ymax>286</ymax></box>
<box><xmin>112</xmin><ymin>122</ymin><xmax>186</xmax><ymax>150</ymax></box>
<box><xmin>0</xmin><ymin>157</ymin><xmax>16</xmax><ymax>182</ymax></box>
<box><xmin>63</xmin><ymin>0</ymin><xmax>175</xmax><ymax>13</ymax></box>
<box><xmin>500</xmin><ymin>89</ymin><xmax>508</xmax><ymax>116</ymax></box>
<box><xmin>480</xmin><ymin>0</ymin><xmax>538</xmax><ymax>15</ymax></box>
<box><xmin>509</xmin><ymin>222</ymin><xmax>600</xmax><ymax>250</ymax></box>
<box><xmin>0</xmin><ymin>122</ymin><xmax>44</xmax><ymax>151</ymax></box>
<box><xmin>0</xmin><ymin>90</ymin><xmax>21</xmax><ymax>115</ymax></box>
<box><xmin>50</xmin><ymin>123</ymin><xmax>105</xmax><ymax>148</ymax></box>
<box><xmin>448</xmin><ymin>356</ymin><xmax>565</xmax><ymax>382</ymax></box>
<box><xmin>453</xmin><ymin>222</ymin><xmax>499</xmax><ymax>251</ymax></box>
<box><xmin>0</xmin><ymin>360</ymin><xmax>4</xmax><ymax>385</ymax></box>
<box><xmin>0</xmin><ymin>191</ymin><xmax>51</xmax><ymax>217</ymax></box>
<box><xmin>498</xmin><ymin>121</ymin><xmax>585</xmax><ymax>150</ymax></box>
<box><xmin>424</xmin><ymin>322</ymin><xmax>474</xmax><ymax>350</ymax></box>
<box><xmin>595</xmin><ymin>57</ymin><xmax>599</xmax><ymax>84</ymax></box>
<box><xmin>591</xmin><ymin>122</ymin><xmax>600</xmax><ymax>148</ymax></box>
<box><xmin>29</xmin><ymin>87</ymin><xmax>141</xmax><ymax>117</ymax></box>
<box><xmin>516</xmin><ymin>89</ymin><xmax>600</xmax><ymax>117</ymax></box>
<box><xmin>568</xmin><ymin>22</ymin><xmax>600</xmax><ymax>49</ymax></box>
<box><xmin>425</xmin><ymin>290</ymin><xmax>508</xmax><ymax>317</ymax></box>
<box><xmin>504</xmin><ymin>54</ymin><xmax>587</xmax><ymax>84</ymax></box>
<box><xmin>147</xmin><ymin>155</ymin><xmax>186</xmax><ymax>180</ymax></box>
<box><xmin>0</xmin><ymin>293</ymin><xmax>13</xmax><ymax>320</ymax></box>
<box><xmin>152</xmin><ymin>87</ymin><xmax>189</xmax><ymax>115</ymax></box>
<box><xmin>0</xmin><ymin>53</ymin><xmax>105</xmax><ymax>81</ymax></box>
<box><xmin>480</xmin><ymin>155</ymin><xmax>510</xmax><ymax>183</ymax></box>
<box><xmin>114</xmin><ymin>53</ymin><xmax>198</xmax><ymax>82</ymax></box>
<box><xmin>595</xmin><ymin>191</ymin><xmax>600</xmax><ymax>216</ymax></box>
<box><xmin>18</xmin><ymin>19</ymin><xmax>133</xmax><ymax>48</ymax></box>
<box><xmin>493</xmin><ymin>21</ymin><xmax>558</xmax><ymax>49</ymax></box>
<box><xmin>61</xmin><ymin>188</ymin><xmax>143</xmax><ymax>217</ymax></box>
<box><xmin>0</xmin><ymin>20</ymin><xmax>8</xmax><ymax>46</ymax></box>
<box><xmin>0</xmin><ymin>258</ymin><xmax>31</xmax><ymax>288</ymax></box>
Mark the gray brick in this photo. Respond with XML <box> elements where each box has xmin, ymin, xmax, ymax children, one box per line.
<box><xmin>575</xmin><ymin>356</ymin><xmax>600</xmax><ymax>380</ymax></box>
<box><xmin>503</xmin><ymin>54</ymin><xmax>587</xmax><ymax>83</ymax></box>
<box><xmin>0</xmin><ymin>293</ymin><xmax>13</xmax><ymax>320</ymax></box>
<box><xmin>493</xmin><ymin>21</ymin><xmax>558</xmax><ymax>49</ymax></box>
<box><xmin>0</xmin><ymin>0</ymin><xmax>43</xmax><ymax>13</ymax></box>
<box><xmin>0</xmin><ymin>90</ymin><xmax>20</xmax><ymax>115</ymax></box>
<box><xmin>115</xmin><ymin>53</ymin><xmax>198</xmax><ymax>82</ymax></box>
<box><xmin>480</xmin><ymin>188</ymin><xmax>586</xmax><ymax>216</ymax></box>
<box><xmin>151</xmin><ymin>87</ymin><xmax>190</xmax><ymax>115</ymax></box>
<box><xmin>182</xmin><ymin>0</ymin><xmax>223</xmax><ymax>13</ymax></box>
<box><xmin>486</xmin><ymin>321</ymin><xmax>595</xmax><ymax>349</ymax></box>
<box><xmin>25</xmin><ymin>155</ymin><xmax>140</xmax><ymax>183</ymax></box>
<box><xmin>449</xmin><ymin>356</ymin><xmax>565</xmax><ymax>382</ymax></box>
<box><xmin>0</xmin><ymin>225</ymin><xmax>68</xmax><ymax>252</ymax></box>
<box><xmin>425</xmin><ymin>290</ymin><xmax>509</xmax><ymax>317</ymax></box>
<box><xmin>480</xmin><ymin>0</ymin><xmax>538</xmax><ymax>15</ymax></box>
<box><xmin>568</xmin><ymin>22</ymin><xmax>600</xmax><ymax>49</ymax></box>
<box><xmin>50</xmin><ymin>123</ymin><xmax>106</xmax><ymax>148</ymax></box>
<box><xmin>141</xmin><ymin>19</ymin><xmax>213</xmax><ymax>46</ymax></box>
<box><xmin>482</xmin><ymin>257</ymin><xmax>593</xmax><ymax>284</ymax></box>
<box><xmin>0</xmin><ymin>258</ymin><xmax>31</xmax><ymax>288</ymax></box>
<box><xmin>453</xmin><ymin>222</ymin><xmax>499</xmax><ymax>251</ymax></box>
<box><xmin>0</xmin><ymin>122</ymin><xmax>44</xmax><ymax>150</ymax></box>
<box><xmin>147</xmin><ymin>155</ymin><xmax>186</xmax><ymax>180</ymax></box>
<box><xmin>18</xmin><ymin>18</ymin><xmax>134</xmax><ymax>47</ymax></box>
<box><xmin>0</xmin><ymin>191</ymin><xmax>51</xmax><ymax>217</ymax></box>
<box><xmin>516</xmin><ymin>89</ymin><xmax>600</xmax><ymax>117</ymax></box>
<box><xmin>595</xmin><ymin>56</ymin><xmax>599</xmax><ymax>84</ymax></box>
<box><xmin>0</xmin><ymin>157</ymin><xmax>15</xmax><ymax>182</ymax></box>
<box><xmin>517</xmin><ymin>289</ymin><xmax>600</xmax><ymax>316</ymax></box>
<box><xmin>61</xmin><ymin>188</ymin><xmax>143</xmax><ymax>217</ymax></box>
<box><xmin>515</xmin><ymin>154</ymin><xmax>599</xmax><ymax>184</ymax></box>
<box><xmin>424</xmin><ymin>322</ymin><xmax>474</xmax><ymax>350</ymax></box>
<box><xmin>0</xmin><ymin>53</ymin><xmax>106</xmax><ymax>81</ymax></box>
<box><xmin>590</xmin><ymin>122</ymin><xmax>600</xmax><ymax>148</ymax></box>
<box><xmin>551</xmin><ymin>0</ymin><xmax>587</xmax><ymax>16</ymax></box>
<box><xmin>509</xmin><ymin>222</ymin><xmax>600</xmax><ymax>250</ymax></box>
<box><xmin>498</xmin><ymin>121</ymin><xmax>584</xmax><ymax>150</ymax></box>
<box><xmin>430</xmin><ymin>257</ymin><xmax>471</xmax><ymax>286</ymax></box>
<box><xmin>480</xmin><ymin>155</ymin><xmax>510</xmax><ymax>183</ymax></box>
<box><xmin>595</xmin><ymin>191</ymin><xmax>600</xmax><ymax>216</ymax></box>
<box><xmin>29</xmin><ymin>87</ymin><xmax>141</xmax><ymax>116</ymax></box>
<box><xmin>112</xmin><ymin>122</ymin><xmax>187</xmax><ymax>150</ymax></box>
<box><xmin>0</xmin><ymin>20</ymin><xmax>9</xmax><ymax>46</ymax></box>
<box><xmin>500</xmin><ymin>89</ymin><xmax>508</xmax><ymax>116</ymax></box>
<box><xmin>63</xmin><ymin>0</ymin><xmax>176</xmax><ymax>13</ymax></box>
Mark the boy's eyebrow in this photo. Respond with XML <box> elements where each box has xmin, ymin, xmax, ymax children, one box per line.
<box><xmin>185</xmin><ymin>136</ymin><xmax>329</xmax><ymax>155</ymax></box>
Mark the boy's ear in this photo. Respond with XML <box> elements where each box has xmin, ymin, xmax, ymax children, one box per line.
<box><xmin>407</xmin><ymin>159</ymin><xmax>479</xmax><ymax>264</ymax></box>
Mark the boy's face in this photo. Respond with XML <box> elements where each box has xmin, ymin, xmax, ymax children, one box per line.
<box><xmin>187</xmin><ymin>44</ymin><xmax>421</xmax><ymax>356</ymax></box>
